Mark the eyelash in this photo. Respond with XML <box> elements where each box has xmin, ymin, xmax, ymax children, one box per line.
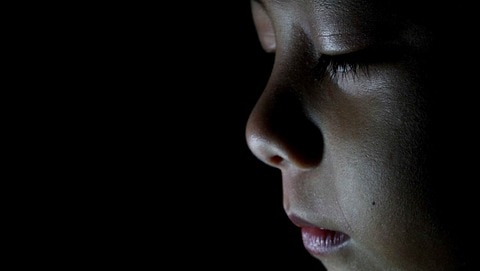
<box><xmin>313</xmin><ymin>47</ymin><xmax>403</xmax><ymax>82</ymax></box>
<box><xmin>313</xmin><ymin>53</ymin><xmax>371</xmax><ymax>81</ymax></box>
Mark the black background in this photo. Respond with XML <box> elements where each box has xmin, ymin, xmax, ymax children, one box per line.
<box><xmin>22</xmin><ymin>1</ymin><xmax>324</xmax><ymax>269</ymax></box>
<box><xmin>18</xmin><ymin>1</ymin><xmax>479</xmax><ymax>269</ymax></box>
<box><xmin>106</xmin><ymin>1</ymin><xmax>323</xmax><ymax>269</ymax></box>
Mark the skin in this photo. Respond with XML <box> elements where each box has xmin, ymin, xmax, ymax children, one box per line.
<box><xmin>245</xmin><ymin>0</ymin><xmax>470</xmax><ymax>270</ymax></box>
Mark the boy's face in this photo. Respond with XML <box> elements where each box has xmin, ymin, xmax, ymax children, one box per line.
<box><xmin>247</xmin><ymin>0</ymin><xmax>459</xmax><ymax>270</ymax></box>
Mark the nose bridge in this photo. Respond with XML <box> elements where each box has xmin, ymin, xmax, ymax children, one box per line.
<box><xmin>245</xmin><ymin>59</ymin><xmax>324</xmax><ymax>170</ymax></box>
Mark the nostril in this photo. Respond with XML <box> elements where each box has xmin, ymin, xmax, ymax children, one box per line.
<box><xmin>270</xmin><ymin>155</ymin><xmax>283</xmax><ymax>165</ymax></box>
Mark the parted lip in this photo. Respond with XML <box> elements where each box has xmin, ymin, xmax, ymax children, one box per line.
<box><xmin>287</xmin><ymin>214</ymin><xmax>350</xmax><ymax>256</ymax></box>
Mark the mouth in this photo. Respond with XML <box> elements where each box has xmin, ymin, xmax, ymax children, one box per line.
<box><xmin>301</xmin><ymin>227</ymin><xmax>349</xmax><ymax>256</ymax></box>
<box><xmin>288</xmin><ymin>215</ymin><xmax>350</xmax><ymax>256</ymax></box>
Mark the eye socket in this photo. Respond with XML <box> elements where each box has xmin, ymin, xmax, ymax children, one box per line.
<box><xmin>251</xmin><ymin>1</ymin><xmax>276</xmax><ymax>52</ymax></box>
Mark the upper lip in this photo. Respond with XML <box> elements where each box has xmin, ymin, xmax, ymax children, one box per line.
<box><xmin>287</xmin><ymin>213</ymin><xmax>347</xmax><ymax>234</ymax></box>
<box><xmin>288</xmin><ymin>213</ymin><xmax>321</xmax><ymax>228</ymax></box>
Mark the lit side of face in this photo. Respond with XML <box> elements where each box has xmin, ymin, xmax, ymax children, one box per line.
<box><xmin>246</xmin><ymin>0</ymin><xmax>458</xmax><ymax>270</ymax></box>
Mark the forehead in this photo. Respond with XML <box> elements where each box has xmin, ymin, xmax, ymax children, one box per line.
<box><xmin>257</xmin><ymin>0</ymin><xmax>422</xmax><ymax>15</ymax></box>
<box><xmin>258</xmin><ymin>0</ymin><xmax>398</xmax><ymax>30</ymax></box>
<box><xmin>258</xmin><ymin>0</ymin><xmax>380</xmax><ymax>8</ymax></box>
<box><xmin>255</xmin><ymin>0</ymin><xmax>435</xmax><ymax>53</ymax></box>
<box><xmin>257</xmin><ymin>0</ymin><xmax>431</xmax><ymax>28</ymax></box>
<box><xmin>257</xmin><ymin>0</ymin><xmax>395</xmax><ymax>25</ymax></box>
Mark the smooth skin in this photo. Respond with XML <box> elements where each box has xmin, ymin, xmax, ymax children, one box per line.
<box><xmin>246</xmin><ymin>0</ymin><xmax>470</xmax><ymax>270</ymax></box>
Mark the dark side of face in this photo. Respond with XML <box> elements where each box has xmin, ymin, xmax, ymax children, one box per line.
<box><xmin>246</xmin><ymin>0</ymin><xmax>473</xmax><ymax>270</ymax></box>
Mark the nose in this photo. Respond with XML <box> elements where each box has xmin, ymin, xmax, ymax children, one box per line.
<box><xmin>245</xmin><ymin>83</ymin><xmax>324</xmax><ymax>170</ymax></box>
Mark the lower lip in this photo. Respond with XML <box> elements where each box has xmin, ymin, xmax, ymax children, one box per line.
<box><xmin>301</xmin><ymin>227</ymin><xmax>350</xmax><ymax>256</ymax></box>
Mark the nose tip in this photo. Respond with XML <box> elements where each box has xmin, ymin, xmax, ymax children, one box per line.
<box><xmin>245</xmin><ymin>133</ymin><xmax>287</xmax><ymax>168</ymax></box>
<box><xmin>245</xmin><ymin>92</ymin><xmax>323</xmax><ymax>170</ymax></box>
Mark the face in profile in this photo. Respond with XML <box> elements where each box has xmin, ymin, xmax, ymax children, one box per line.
<box><xmin>246</xmin><ymin>0</ymin><xmax>469</xmax><ymax>270</ymax></box>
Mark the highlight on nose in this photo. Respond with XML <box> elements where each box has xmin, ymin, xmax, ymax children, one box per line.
<box><xmin>245</xmin><ymin>93</ymin><xmax>324</xmax><ymax>170</ymax></box>
<box><xmin>245</xmin><ymin>133</ymin><xmax>288</xmax><ymax>167</ymax></box>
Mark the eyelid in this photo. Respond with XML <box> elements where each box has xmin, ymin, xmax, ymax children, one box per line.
<box><xmin>323</xmin><ymin>45</ymin><xmax>405</xmax><ymax>66</ymax></box>
<box><xmin>251</xmin><ymin>1</ymin><xmax>276</xmax><ymax>52</ymax></box>
<box><xmin>252</xmin><ymin>0</ymin><xmax>264</xmax><ymax>7</ymax></box>
<box><xmin>315</xmin><ymin>32</ymin><xmax>387</xmax><ymax>56</ymax></box>
<box><xmin>314</xmin><ymin>46</ymin><xmax>404</xmax><ymax>81</ymax></box>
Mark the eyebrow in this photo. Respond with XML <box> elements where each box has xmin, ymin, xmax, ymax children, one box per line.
<box><xmin>253</xmin><ymin>0</ymin><xmax>294</xmax><ymax>6</ymax></box>
<box><xmin>252</xmin><ymin>0</ymin><xmax>267</xmax><ymax>7</ymax></box>
<box><xmin>253</xmin><ymin>0</ymin><xmax>355</xmax><ymax>7</ymax></box>
<box><xmin>253</xmin><ymin>0</ymin><xmax>339</xmax><ymax>9</ymax></box>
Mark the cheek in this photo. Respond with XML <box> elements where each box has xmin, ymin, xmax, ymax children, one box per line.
<box><xmin>311</xmin><ymin>64</ymin><xmax>426</xmax><ymax>147</ymax></box>
<box><xmin>312</xmin><ymin>68</ymin><xmax>434</xmax><ymax>263</ymax></box>
<box><xmin>339</xmin><ymin>169</ymin><xmax>433</xmax><ymax>267</ymax></box>
<box><xmin>320</xmin><ymin>66</ymin><xmax>429</xmax><ymax>210</ymax></box>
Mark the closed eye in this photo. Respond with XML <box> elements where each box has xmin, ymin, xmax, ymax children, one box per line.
<box><xmin>313</xmin><ymin>46</ymin><xmax>406</xmax><ymax>81</ymax></box>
